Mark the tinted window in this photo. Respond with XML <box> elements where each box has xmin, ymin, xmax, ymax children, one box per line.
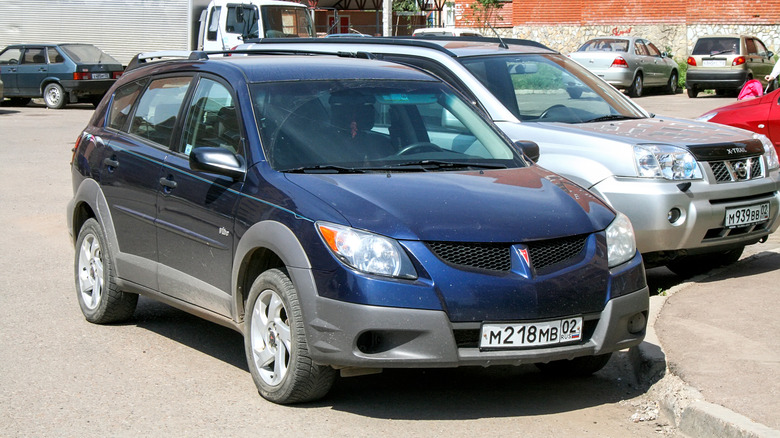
<box><xmin>746</xmin><ymin>38</ymin><xmax>757</xmax><ymax>55</ymax></box>
<box><xmin>108</xmin><ymin>80</ymin><xmax>146</xmax><ymax>130</ymax></box>
<box><xmin>250</xmin><ymin>80</ymin><xmax>521</xmax><ymax>171</ymax></box>
<box><xmin>260</xmin><ymin>6</ymin><xmax>313</xmax><ymax>37</ymax></box>
<box><xmin>22</xmin><ymin>48</ymin><xmax>46</xmax><ymax>64</ymax></box>
<box><xmin>634</xmin><ymin>41</ymin><xmax>648</xmax><ymax>56</ymax></box>
<box><xmin>693</xmin><ymin>38</ymin><xmax>739</xmax><ymax>55</ymax></box>
<box><xmin>47</xmin><ymin>47</ymin><xmax>64</xmax><ymax>63</ymax></box>
<box><xmin>128</xmin><ymin>76</ymin><xmax>191</xmax><ymax>147</ymax></box>
<box><xmin>646</xmin><ymin>42</ymin><xmax>662</xmax><ymax>57</ymax></box>
<box><xmin>577</xmin><ymin>39</ymin><xmax>628</xmax><ymax>53</ymax></box>
<box><xmin>0</xmin><ymin>48</ymin><xmax>21</xmax><ymax>65</ymax></box>
<box><xmin>226</xmin><ymin>5</ymin><xmax>259</xmax><ymax>37</ymax></box>
<box><xmin>181</xmin><ymin>78</ymin><xmax>241</xmax><ymax>155</ymax></box>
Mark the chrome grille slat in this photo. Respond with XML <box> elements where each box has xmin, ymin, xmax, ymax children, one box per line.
<box><xmin>708</xmin><ymin>157</ymin><xmax>764</xmax><ymax>182</ymax></box>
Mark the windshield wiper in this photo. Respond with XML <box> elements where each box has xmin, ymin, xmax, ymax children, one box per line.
<box><xmin>284</xmin><ymin>165</ymin><xmax>365</xmax><ymax>174</ymax></box>
<box><xmin>389</xmin><ymin>160</ymin><xmax>507</xmax><ymax>171</ymax></box>
<box><xmin>583</xmin><ymin>115</ymin><xmax>643</xmax><ymax>123</ymax></box>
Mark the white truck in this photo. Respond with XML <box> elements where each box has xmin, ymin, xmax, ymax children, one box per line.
<box><xmin>198</xmin><ymin>0</ymin><xmax>316</xmax><ymax>51</ymax></box>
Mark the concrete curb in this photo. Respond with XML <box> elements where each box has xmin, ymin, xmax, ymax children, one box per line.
<box><xmin>629</xmin><ymin>249</ymin><xmax>780</xmax><ymax>438</ymax></box>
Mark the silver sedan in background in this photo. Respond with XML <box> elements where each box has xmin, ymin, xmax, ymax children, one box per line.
<box><xmin>569</xmin><ymin>36</ymin><xmax>679</xmax><ymax>97</ymax></box>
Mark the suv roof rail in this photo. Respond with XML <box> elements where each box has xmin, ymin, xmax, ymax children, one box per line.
<box><xmin>245</xmin><ymin>36</ymin><xmax>553</xmax><ymax>55</ymax></box>
<box><xmin>126</xmin><ymin>50</ymin><xmax>210</xmax><ymax>71</ymax></box>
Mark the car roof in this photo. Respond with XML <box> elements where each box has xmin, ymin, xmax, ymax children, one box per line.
<box><xmin>125</xmin><ymin>52</ymin><xmax>441</xmax><ymax>83</ymax></box>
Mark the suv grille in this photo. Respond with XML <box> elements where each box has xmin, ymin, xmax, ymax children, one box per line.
<box><xmin>709</xmin><ymin>157</ymin><xmax>763</xmax><ymax>182</ymax></box>
<box><xmin>426</xmin><ymin>234</ymin><xmax>589</xmax><ymax>273</ymax></box>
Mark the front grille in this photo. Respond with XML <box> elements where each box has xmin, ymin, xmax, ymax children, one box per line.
<box><xmin>528</xmin><ymin>234</ymin><xmax>588</xmax><ymax>272</ymax></box>
<box><xmin>426</xmin><ymin>242</ymin><xmax>511</xmax><ymax>272</ymax></box>
<box><xmin>709</xmin><ymin>157</ymin><xmax>763</xmax><ymax>182</ymax></box>
<box><xmin>426</xmin><ymin>234</ymin><xmax>589</xmax><ymax>274</ymax></box>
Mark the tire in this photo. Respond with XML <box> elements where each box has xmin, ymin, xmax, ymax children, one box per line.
<box><xmin>628</xmin><ymin>73</ymin><xmax>643</xmax><ymax>97</ymax></box>
<box><xmin>244</xmin><ymin>269</ymin><xmax>337</xmax><ymax>404</ymax></box>
<box><xmin>43</xmin><ymin>83</ymin><xmax>67</xmax><ymax>109</ymax></box>
<box><xmin>75</xmin><ymin>218</ymin><xmax>138</xmax><ymax>324</ymax></box>
<box><xmin>535</xmin><ymin>353</ymin><xmax>612</xmax><ymax>377</ymax></box>
<box><xmin>686</xmin><ymin>87</ymin><xmax>698</xmax><ymax>98</ymax></box>
<box><xmin>667</xmin><ymin>71</ymin><xmax>678</xmax><ymax>94</ymax></box>
<box><xmin>666</xmin><ymin>246</ymin><xmax>744</xmax><ymax>278</ymax></box>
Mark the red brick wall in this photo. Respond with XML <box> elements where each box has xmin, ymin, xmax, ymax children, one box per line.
<box><xmin>454</xmin><ymin>0</ymin><xmax>780</xmax><ymax>27</ymax></box>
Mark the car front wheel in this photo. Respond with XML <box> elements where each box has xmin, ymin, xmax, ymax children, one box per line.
<box><xmin>75</xmin><ymin>218</ymin><xmax>138</xmax><ymax>323</ymax></box>
<box><xmin>667</xmin><ymin>71</ymin><xmax>679</xmax><ymax>94</ymax></box>
<box><xmin>43</xmin><ymin>83</ymin><xmax>67</xmax><ymax>109</ymax></box>
<box><xmin>244</xmin><ymin>269</ymin><xmax>336</xmax><ymax>404</ymax></box>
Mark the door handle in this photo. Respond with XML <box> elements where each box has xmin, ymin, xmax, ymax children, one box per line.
<box><xmin>103</xmin><ymin>157</ymin><xmax>119</xmax><ymax>168</ymax></box>
<box><xmin>159</xmin><ymin>177</ymin><xmax>178</xmax><ymax>190</ymax></box>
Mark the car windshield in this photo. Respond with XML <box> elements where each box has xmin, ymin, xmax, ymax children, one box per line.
<box><xmin>250</xmin><ymin>80</ymin><xmax>525</xmax><ymax>172</ymax></box>
<box><xmin>577</xmin><ymin>39</ymin><xmax>629</xmax><ymax>52</ymax></box>
<box><xmin>692</xmin><ymin>38</ymin><xmax>740</xmax><ymax>55</ymax></box>
<box><xmin>59</xmin><ymin>44</ymin><xmax>120</xmax><ymax>64</ymax></box>
<box><xmin>459</xmin><ymin>54</ymin><xmax>647</xmax><ymax>123</ymax></box>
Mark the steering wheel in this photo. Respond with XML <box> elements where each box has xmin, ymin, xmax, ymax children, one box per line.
<box><xmin>539</xmin><ymin>104</ymin><xmax>574</xmax><ymax>120</ymax></box>
<box><xmin>396</xmin><ymin>142</ymin><xmax>443</xmax><ymax>156</ymax></box>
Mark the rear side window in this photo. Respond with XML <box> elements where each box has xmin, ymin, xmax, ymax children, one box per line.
<box><xmin>128</xmin><ymin>76</ymin><xmax>192</xmax><ymax>147</ymax></box>
<box><xmin>47</xmin><ymin>47</ymin><xmax>64</xmax><ymax>63</ymax></box>
<box><xmin>22</xmin><ymin>48</ymin><xmax>46</xmax><ymax>64</ymax></box>
<box><xmin>107</xmin><ymin>80</ymin><xmax>146</xmax><ymax>130</ymax></box>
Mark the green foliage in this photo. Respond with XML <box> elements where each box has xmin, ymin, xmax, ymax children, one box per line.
<box><xmin>511</xmin><ymin>63</ymin><xmax>562</xmax><ymax>90</ymax></box>
<box><xmin>393</xmin><ymin>0</ymin><xmax>418</xmax><ymax>12</ymax></box>
<box><xmin>677</xmin><ymin>59</ymin><xmax>687</xmax><ymax>88</ymax></box>
<box><xmin>468</xmin><ymin>0</ymin><xmax>504</xmax><ymax>29</ymax></box>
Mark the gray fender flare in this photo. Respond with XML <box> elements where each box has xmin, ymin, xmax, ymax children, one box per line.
<box><xmin>230</xmin><ymin>220</ymin><xmax>315</xmax><ymax>321</ymax></box>
<box><xmin>69</xmin><ymin>178</ymin><xmax>122</xmax><ymax>276</ymax></box>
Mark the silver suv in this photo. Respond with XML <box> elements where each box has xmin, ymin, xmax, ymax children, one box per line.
<box><xmin>237</xmin><ymin>37</ymin><xmax>780</xmax><ymax>275</ymax></box>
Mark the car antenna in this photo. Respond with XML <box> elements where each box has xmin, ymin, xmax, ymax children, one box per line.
<box><xmin>488</xmin><ymin>25</ymin><xmax>509</xmax><ymax>49</ymax></box>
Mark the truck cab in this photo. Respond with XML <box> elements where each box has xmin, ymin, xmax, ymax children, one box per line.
<box><xmin>199</xmin><ymin>0</ymin><xmax>314</xmax><ymax>51</ymax></box>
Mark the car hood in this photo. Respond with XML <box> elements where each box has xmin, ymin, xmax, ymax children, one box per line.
<box><xmin>702</xmin><ymin>89</ymin><xmax>779</xmax><ymax>116</ymax></box>
<box><xmin>523</xmin><ymin>116</ymin><xmax>764</xmax><ymax>160</ymax></box>
<box><xmin>285</xmin><ymin>166</ymin><xmax>615</xmax><ymax>242</ymax></box>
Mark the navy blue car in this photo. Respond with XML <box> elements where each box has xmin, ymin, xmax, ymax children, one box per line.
<box><xmin>0</xmin><ymin>43</ymin><xmax>123</xmax><ymax>109</ymax></box>
<box><xmin>67</xmin><ymin>51</ymin><xmax>649</xmax><ymax>404</ymax></box>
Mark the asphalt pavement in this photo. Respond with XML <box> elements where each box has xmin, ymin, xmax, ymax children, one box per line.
<box><xmin>632</xmin><ymin>92</ymin><xmax>780</xmax><ymax>438</ymax></box>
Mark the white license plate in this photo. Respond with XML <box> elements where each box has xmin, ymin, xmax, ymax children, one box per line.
<box><xmin>724</xmin><ymin>202</ymin><xmax>770</xmax><ymax>228</ymax></box>
<box><xmin>702</xmin><ymin>59</ymin><xmax>726</xmax><ymax>67</ymax></box>
<box><xmin>480</xmin><ymin>317</ymin><xmax>583</xmax><ymax>349</ymax></box>
<box><xmin>92</xmin><ymin>73</ymin><xmax>110</xmax><ymax>79</ymax></box>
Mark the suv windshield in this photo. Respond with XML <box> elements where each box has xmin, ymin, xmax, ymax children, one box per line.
<box><xmin>59</xmin><ymin>44</ymin><xmax>119</xmax><ymax>64</ymax></box>
<box><xmin>459</xmin><ymin>54</ymin><xmax>647</xmax><ymax>123</ymax></box>
<box><xmin>250</xmin><ymin>80</ymin><xmax>524</xmax><ymax>172</ymax></box>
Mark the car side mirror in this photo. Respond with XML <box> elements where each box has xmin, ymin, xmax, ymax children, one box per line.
<box><xmin>514</xmin><ymin>140</ymin><xmax>540</xmax><ymax>162</ymax></box>
<box><xmin>189</xmin><ymin>147</ymin><xmax>246</xmax><ymax>180</ymax></box>
<box><xmin>767</xmin><ymin>51</ymin><xmax>775</xmax><ymax>59</ymax></box>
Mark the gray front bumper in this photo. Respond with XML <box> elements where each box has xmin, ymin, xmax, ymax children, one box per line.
<box><xmin>290</xmin><ymin>266</ymin><xmax>649</xmax><ymax>369</ymax></box>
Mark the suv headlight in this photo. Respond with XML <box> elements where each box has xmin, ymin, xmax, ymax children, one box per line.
<box><xmin>316</xmin><ymin>222</ymin><xmax>417</xmax><ymax>279</ymax></box>
<box><xmin>755</xmin><ymin>133</ymin><xmax>779</xmax><ymax>171</ymax></box>
<box><xmin>634</xmin><ymin>144</ymin><xmax>702</xmax><ymax>180</ymax></box>
<box><xmin>606</xmin><ymin>212</ymin><xmax>636</xmax><ymax>268</ymax></box>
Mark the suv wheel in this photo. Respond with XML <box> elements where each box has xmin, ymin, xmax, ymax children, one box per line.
<box><xmin>535</xmin><ymin>353</ymin><xmax>612</xmax><ymax>376</ymax></box>
<box><xmin>75</xmin><ymin>218</ymin><xmax>138</xmax><ymax>323</ymax></box>
<box><xmin>43</xmin><ymin>83</ymin><xmax>67</xmax><ymax>109</ymax></box>
<box><xmin>628</xmin><ymin>74</ymin><xmax>643</xmax><ymax>97</ymax></box>
<box><xmin>245</xmin><ymin>269</ymin><xmax>336</xmax><ymax>404</ymax></box>
<box><xmin>666</xmin><ymin>246</ymin><xmax>744</xmax><ymax>278</ymax></box>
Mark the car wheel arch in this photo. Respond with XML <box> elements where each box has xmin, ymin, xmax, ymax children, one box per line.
<box><xmin>232</xmin><ymin>220</ymin><xmax>314</xmax><ymax>322</ymax></box>
<box><xmin>69</xmin><ymin>178</ymin><xmax>123</xmax><ymax>275</ymax></box>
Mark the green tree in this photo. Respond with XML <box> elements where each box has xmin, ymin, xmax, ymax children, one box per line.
<box><xmin>469</xmin><ymin>0</ymin><xmax>503</xmax><ymax>31</ymax></box>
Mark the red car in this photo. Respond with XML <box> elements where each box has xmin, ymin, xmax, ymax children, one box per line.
<box><xmin>698</xmin><ymin>88</ymin><xmax>780</xmax><ymax>156</ymax></box>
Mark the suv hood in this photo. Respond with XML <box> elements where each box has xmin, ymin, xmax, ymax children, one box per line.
<box><xmin>285</xmin><ymin>166</ymin><xmax>615</xmax><ymax>242</ymax></box>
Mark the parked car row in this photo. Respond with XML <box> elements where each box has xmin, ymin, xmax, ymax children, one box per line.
<box><xmin>66</xmin><ymin>36</ymin><xmax>778</xmax><ymax>404</ymax></box>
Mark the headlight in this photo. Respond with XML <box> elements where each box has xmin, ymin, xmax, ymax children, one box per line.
<box><xmin>316</xmin><ymin>222</ymin><xmax>417</xmax><ymax>279</ymax></box>
<box><xmin>754</xmin><ymin>133</ymin><xmax>779</xmax><ymax>171</ymax></box>
<box><xmin>634</xmin><ymin>144</ymin><xmax>702</xmax><ymax>180</ymax></box>
<box><xmin>606</xmin><ymin>212</ymin><xmax>636</xmax><ymax>268</ymax></box>
<box><xmin>696</xmin><ymin>112</ymin><xmax>718</xmax><ymax>122</ymax></box>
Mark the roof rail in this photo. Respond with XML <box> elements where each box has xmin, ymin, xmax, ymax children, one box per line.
<box><xmin>246</xmin><ymin>36</ymin><xmax>553</xmax><ymax>54</ymax></box>
<box><xmin>126</xmin><ymin>50</ymin><xmax>209</xmax><ymax>71</ymax></box>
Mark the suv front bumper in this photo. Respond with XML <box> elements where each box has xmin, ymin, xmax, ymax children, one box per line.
<box><xmin>591</xmin><ymin>173</ymin><xmax>780</xmax><ymax>257</ymax></box>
